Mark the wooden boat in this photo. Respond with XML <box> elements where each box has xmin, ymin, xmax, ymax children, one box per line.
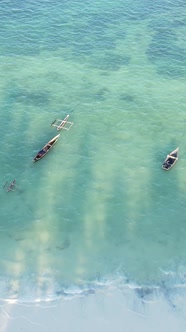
<box><xmin>51</xmin><ymin>114</ymin><xmax>73</xmax><ymax>131</ymax></box>
<box><xmin>162</xmin><ymin>147</ymin><xmax>179</xmax><ymax>170</ymax></box>
<box><xmin>33</xmin><ymin>134</ymin><xmax>60</xmax><ymax>162</ymax></box>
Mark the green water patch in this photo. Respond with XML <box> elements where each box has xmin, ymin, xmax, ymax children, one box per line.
<box><xmin>147</xmin><ymin>31</ymin><xmax>186</xmax><ymax>78</ymax></box>
<box><xmin>90</xmin><ymin>52</ymin><xmax>130</xmax><ymax>71</ymax></box>
<box><xmin>119</xmin><ymin>93</ymin><xmax>136</xmax><ymax>103</ymax></box>
<box><xmin>0</xmin><ymin>12</ymin><xmax>185</xmax><ymax>296</ymax></box>
<box><xmin>7</xmin><ymin>86</ymin><xmax>50</xmax><ymax>106</ymax></box>
<box><xmin>146</xmin><ymin>11</ymin><xmax>186</xmax><ymax>79</ymax></box>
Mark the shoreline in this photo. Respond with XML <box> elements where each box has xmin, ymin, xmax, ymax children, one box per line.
<box><xmin>1</xmin><ymin>286</ymin><xmax>186</xmax><ymax>332</ymax></box>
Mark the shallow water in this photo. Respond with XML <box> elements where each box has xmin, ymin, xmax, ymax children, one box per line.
<box><xmin>0</xmin><ymin>0</ymin><xmax>186</xmax><ymax>302</ymax></box>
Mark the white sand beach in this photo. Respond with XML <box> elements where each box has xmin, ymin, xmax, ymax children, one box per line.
<box><xmin>0</xmin><ymin>287</ymin><xmax>186</xmax><ymax>332</ymax></box>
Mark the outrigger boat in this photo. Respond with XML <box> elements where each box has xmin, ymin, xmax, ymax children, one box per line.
<box><xmin>3</xmin><ymin>179</ymin><xmax>16</xmax><ymax>192</ymax></box>
<box><xmin>33</xmin><ymin>134</ymin><xmax>60</xmax><ymax>162</ymax></box>
<box><xmin>162</xmin><ymin>147</ymin><xmax>179</xmax><ymax>170</ymax></box>
<box><xmin>51</xmin><ymin>114</ymin><xmax>73</xmax><ymax>131</ymax></box>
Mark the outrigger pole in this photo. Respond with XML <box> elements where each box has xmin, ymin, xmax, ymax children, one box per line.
<box><xmin>3</xmin><ymin>179</ymin><xmax>16</xmax><ymax>192</ymax></box>
<box><xmin>51</xmin><ymin>114</ymin><xmax>73</xmax><ymax>131</ymax></box>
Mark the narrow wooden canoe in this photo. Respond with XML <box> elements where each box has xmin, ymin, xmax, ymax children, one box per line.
<box><xmin>33</xmin><ymin>134</ymin><xmax>60</xmax><ymax>162</ymax></box>
<box><xmin>162</xmin><ymin>147</ymin><xmax>179</xmax><ymax>170</ymax></box>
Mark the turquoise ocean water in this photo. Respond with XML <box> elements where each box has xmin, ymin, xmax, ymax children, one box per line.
<box><xmin>0</xmin><ymin>0</ymin><xmax>186</xmax><ymax>303</ymax></box>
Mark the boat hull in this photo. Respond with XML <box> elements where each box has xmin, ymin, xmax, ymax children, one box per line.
<box><xmin>162</xmin><ymin>148</ymin><xmax>179</xmax><ymax>171</ymax></box>
<box><xmin>33</xmin><ymin>134</ymin><xmax>60</xmax><ymax>162</ymax></box>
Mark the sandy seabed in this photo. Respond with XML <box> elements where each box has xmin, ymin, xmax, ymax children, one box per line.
<box><xmin>0</xmin><ymin>286</ymin><xmax>186</xmax><ymax>332</ymax></box>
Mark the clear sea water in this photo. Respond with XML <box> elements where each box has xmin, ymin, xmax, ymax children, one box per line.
<box><xmin>0</xmin><ymin>0</ymin><xmax>186</xmax><ymax>303</ymax></box>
